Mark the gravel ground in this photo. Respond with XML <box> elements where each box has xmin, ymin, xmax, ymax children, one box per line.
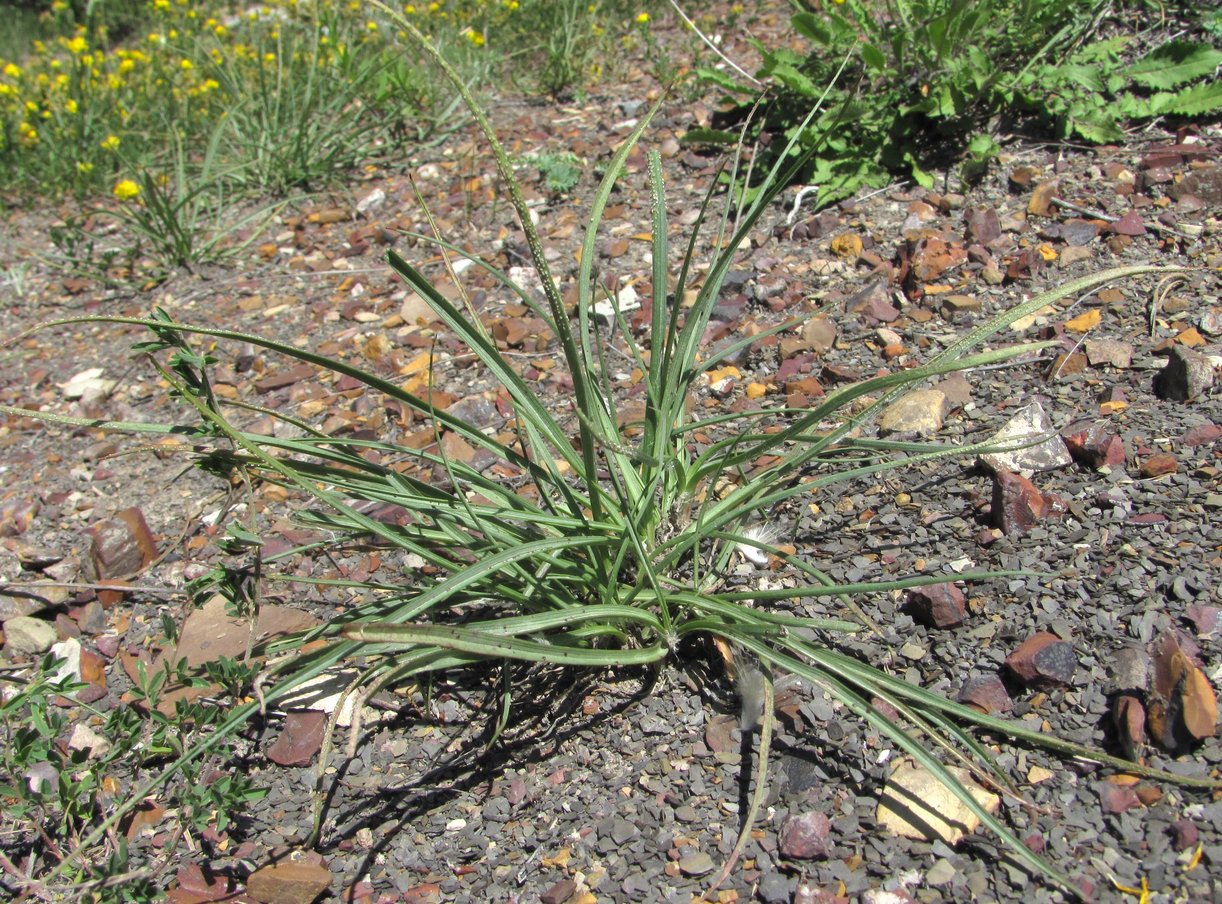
<box><xmin>2</xmin><ymin>6</ymin><xmax>1221</xmax><ymax>903</ymax></box>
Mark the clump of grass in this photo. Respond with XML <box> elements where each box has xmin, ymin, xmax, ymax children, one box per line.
<box><xmin>3</xmin><ymin>4</ymin><xmax>1219</xmax><ymax>900</ymax></box>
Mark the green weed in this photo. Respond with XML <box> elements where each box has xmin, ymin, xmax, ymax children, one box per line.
<box><xmin>699</xmin><ymin>0</ymin><xmax>1220</xmax><ymax>205</ymax></box>
<box><xmin>521</xmin><ymin>150</ymin><xmax>585</xmax><ymax>194</ymax></box>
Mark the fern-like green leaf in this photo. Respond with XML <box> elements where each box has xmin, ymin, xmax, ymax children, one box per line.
<box><xmin>1125</xmin><ymin>41</ymin><xmax>1222</xmax><ymax>90</ymax></box>
<box><xmin>1157</xmin><ymin>80</ymin><xmax>1222</xmax><ymax>117</ymax></box>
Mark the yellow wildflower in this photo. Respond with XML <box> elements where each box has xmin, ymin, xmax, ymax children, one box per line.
<box><xmin>2</xmin><ymin>63</ymin><xmax>21</xmax><ymax>79</ymax></box>
<box><xmin>66</xmin><ymin>36</ymin><xmax>88</xmax><ymax>55</ymax></box>
<box><xmin>462</xmin><ymin>27</ymin><xmax>484</xmax><ymax>46</ymax></box>
<box><xmin>101</xmin><ymin>134</ymin><xmax>121</xmax><ymax>151</ymax></box>
<box><xmin>113</xmin><ymin>179</ymin><xmax>140</xmax><ymax>201</ymax></box>
<box><xmin>635</xmin><ymin>12</ymin><xmax>650</xmax><ymax>23</ymax></box>
<box><xmin>180</xmin><ymin>58</ymin><xmax>193</xmax><ymax>71</ymax></box>
<box><xmin>65</xmin><ymin>98</ymin><xmax>78</xmax><ymax>113</ymax></box>
<box><xmin>119</xmin><ymin>58</ymin><xmax>134</xmax><ymax>73</ymax></box>
<box><xmin>77</xmin><ymin>161</ymin><xmax>93</xmax><ymax>174</ymax></box>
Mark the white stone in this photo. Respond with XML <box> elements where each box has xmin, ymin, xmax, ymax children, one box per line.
<box><xmin>277</xmin><ymin>668</ymin><xmax>362</xmax><ymax>727</ymax></box>
<box><xmin>979</xmin><ymin>399</ymin><xmax>1072</xmax><ymax>473</ymax></box>
<box><xmin>877</xmin><ymin>389</ymin><xmax>948</xmax><ymax>436</ymax></box>
<box><xmin>61</xmin><ymin>368</ymin><xmax>116</xmax><ymax>401</ymax></box>
<box><xmin>356</xmin><ymin>188</ymin><xmax>385</xmax><ymax>214</ymax></box>
<box><xmin>3</xmin><ymin>616</ymin><xmax>59</xmax><ymax>655</ymax></box>
<box><xmin>49</xmin><ymin>638</ymin><xmax>82</xmax><ymax>683</ymax></box>
<box><xmin>67</xmin><ymin>723</ymin><xmax>111</xmax><ymax>758</ymax></box>
<box><xmin>876</xmin><ymin>757</ymin><xmax>1000</xmax><ymax>844</ymax></box>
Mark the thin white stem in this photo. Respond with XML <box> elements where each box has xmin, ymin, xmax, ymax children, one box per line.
<box><xmin>668</xmin><ymin>0</ymin><xmax>762</xmax><ymax>87</ymax></box>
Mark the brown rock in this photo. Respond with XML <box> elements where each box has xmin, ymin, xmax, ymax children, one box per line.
<box><xmin>780</xmin><ymin>811</ymin><xmax>832</xmax><ymax>860</ymax></box>
<box><xmin>1135</xmin><ymin>784</ymin><xmax>1162</xmax><ymax>806</ymax></box>
<box><xmin>1168</xmin><ymin>165</ymin><xmax>1222</xmax><ymax>205</ymax></box>
<box><xmin>704</xmin><ymin>713</ymin><xmax>737</xmax><ymax>755</ymax></box>
<box><xmin>846</xmin><ymin>280</ymin><xmax>899</xmax><ymax>323</ymax></box>
<box><xmin>1185</xmin><ymin>605</ymin><xmax>1219</xmax><ymax>635</ymax></box>
<box><xmin>909</xmin><ymin>236</ymin><xmax>967</xmax><ymax>283</ymax></box>
<box><xmin>1172</xmin><ymin>820</ymin><xmax>1200</xmax><ymax>852</ymax></box>
<box><xmin>0</xmin><ymin>496</ymin><xmax>40</xmax><ymax>537</ymax></box>
<box><xmin>963</xmin><ymin>206</ymin><xmax>1001</xmax><ymax>245</ymax></box>
<box><xmin>1099</xmin><ymin>783</ymin><xmax>1141</xmax><ymax>814</ymax></box>
<box><xmin>1109</xmin><ymin>210</ymin><xmax>1146</xmax><ymax>236</ymax></box>
<box><xmin>802</xmin><ymin>317</ymin><xmax>838</xmax><ymax>354</ymax></box>
<box><xmin>1181</xmin><ymin>423</ymin><xmax>1221</xmax><ymax>446</ymax></box>
<box><xmin>1057</xmin><ymin>245</ymin><xmax>1093</xmax><ymax>268</ymax></box>
<box><xmin>540</xmin><ymin>879</ymin><xmax>577</xmax><ymax>904</ymax></box>
<box><xmin>1084</xmin><ymin>339</ymin><xmax>1133</xmax><ymax>369</ymax></box>
<box><xmin>1062</xmin><ymin>421</ymin><xmax>1126</xmax><ymax>469</ymax></box>
<box><xmin>957</xmin><ymin>674</ymin><xmax>1013</xmax><ymax>715</ymax></box>
<box><xmin>992</xmin><ymin>471</ymin><xmax>1064</xmax><ymax>537</ymax></box>
<box><xmin>86</xmin><ymin>507</ymin><xmax>157</xmax><ymax>579</ymax></box>
<box><xmin>1009</xmin><ymin>166</ymin><xmax>1039</xmax><ymax>190</ymax></box>
<box><xmin>267</xmin><ymin>712</ymin><xmax>328</xmax><ymax>766</ymax></box>
<box><xmin>246</xmin><ymin>860</ymin><xmax>331</xmax><ymax>904</ymax></box>
<box><xmin>1148</xmin><ymin>634</ymin><xmax>1218</xmax><ymax>752</ymax></box>
<box><xmin>1114</xmin><ymin>694</ymin><xmax>1147</xmax><ymax>761</ymax></box>
<box><xmin>907</xmin><ymin>583</ymin><xmax>967</xmax><ymax>628</ymax></box>
<box><xmin>940</xmin><ymin>295</ymin><xmax>981</xmax><ymax>318</ymax></box>
<box><xmin>254</xmin><ymin>363</ymin><xmax>316</xmax><ymax>392</ymax></box>
<box><xmin>1139</xmin><ymin>452</ymin><xmax>1178</xmax><ymax>478</ymax></box>
<box><xmin>1027</xmin><ymin>180</ymin><xmax>1059</xmax><ymax>216</ymax></box>
<box><xmin>1005</xmin><ymin>248</ymin><xmax>1044</xmax><ymax>281</ymax></box>
<box><xmin>1006</xmin><ymin>632</ymin><xmax>1076</xmax><ymax>688</ymax></box>
<box><xmin>878</xmin><ymin>389</ymin><xmax>948</xmax><ymax>437</ymax></box>
<box><xmin>171</xmin><ymin>863</ymin><xmax>236</xmax><ymax>903</ymax></box>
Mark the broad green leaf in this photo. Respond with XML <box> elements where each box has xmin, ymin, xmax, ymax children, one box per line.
<box><xmin>791</xmin><ymin>11</ymin><xmax>835</xmax><ymax>46</ymax></box>
<box><xmin>695</xmin><ymin>67</ymin><xmax>751</xmax><ymax>94</ymax></box>
<box><xmin>763</xmin><ymin>60</ymin><xmax>822</xmax><ymax>98</ymax></box>
<box><xmin>861</xmin><ymin>43</ymin><xmax>887</xmax><ymax>72</ymax></box>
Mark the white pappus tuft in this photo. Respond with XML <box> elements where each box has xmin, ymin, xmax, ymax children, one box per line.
<box><xmin>736</xmin><ymin>523</ymin><xmax>781</xmax><ymax>568</ymax></box>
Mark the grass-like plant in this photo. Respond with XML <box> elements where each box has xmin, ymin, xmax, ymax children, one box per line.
<box><xmin>50</xmin><ymin>124</ymin><xmax>285</xmax><ymax>281</ymax></box>
<box><xmin>4</xmin><ymin>4</ymin><xmax>1219</xmax><ymax>898</ymax></box>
